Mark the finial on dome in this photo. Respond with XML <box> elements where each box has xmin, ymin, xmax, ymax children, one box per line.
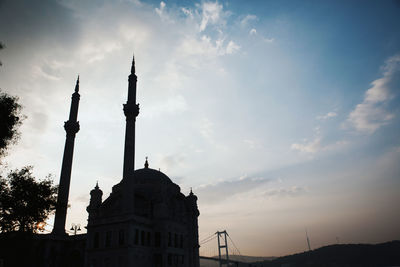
<box><xmin>74</xmin><ymin>75</ymin><xmax>80</xmax><ymax>93</ymax></box>
<box><xmin>131</xmin><ymin>53</ymin><xmax>136</xmax><ymax>74</ymax></box>
<box><xmin>190</xmin><ymin>187</ymin><xmax>193</xmax><ymax>195</ymax></box>
<box><xmin>95</xmin><ymin>181</ymin><xmax>99</xmax><ymax>189</ymax></box>
<box><xmin>144</xmin><ymin>156</ymin><xmax>149</xmax><ymax>168</ymax></box>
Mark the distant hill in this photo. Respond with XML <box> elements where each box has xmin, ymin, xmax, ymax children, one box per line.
<box><xmin>251</xmin><ymin>240</ymin><xmax>400</xmax><ymax>267</ymax></box>
<box><xmin>229</xmin><ymin>255</ymin><xmax>277</xmax><ymax>263</ymax></box>
<box><xmin>200</xmin><ymin>255</ymin><xmax>276</xmax><ymax>267</ymax></box>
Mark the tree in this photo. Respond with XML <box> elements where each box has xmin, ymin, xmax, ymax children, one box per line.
<box><xmin>0</xmin><ymin>42</ymin><xmax>24</xmax><ymax>158</ymax></box>
<box><xmin>0</xmin><ymin>166</ymin><xmax>57</xmax><ymax>233</ymax></box>
<box><xmin>0</xmin><ymin>90</ymin><xmax>24</xmax><ymax>158</ymax></box>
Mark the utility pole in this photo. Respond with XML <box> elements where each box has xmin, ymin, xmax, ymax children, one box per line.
<box><xmin>216</xmin><ymin>230</ymin><xmax>230</xmax><ymax>267</ymax></box>
<box><xmin>70</xmin><ymin>223</ymin><xmax>81</xmax><ymax>235</ymax></box>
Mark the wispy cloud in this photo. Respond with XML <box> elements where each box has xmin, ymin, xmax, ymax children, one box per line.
<box><xmin>243</xmin><ymin>139</ymin><xmax>261</xmax><ymax>149</ymax></box>
<box><xmin>159</xmin><ymin>153</ymin><xmax>186</xmax><ymax>172</ymax></box>
<box><xmin>264</xmin><ymin>186</ymin><xmax>307</xmax><ymax>198</ymax></box>
<box><xmin>196</xmin><ymin>175</ymin><xmax>271</xmax><ymax>204</ymax></box>
<box><xmin>155</xmin><ymin>1</ymin><xmax>166</xmax><ymax>17</ymax></box>
<box><xmin>199</xmin><ymin>1</ymin><xmax>226</xmax><ymax>32</ymax></box>
<box><xmin>178</xmin><ymin>35</ymin><xmax>239</xmax><ymax>59</ymax></box>
<box><xmin>226</xmin><ymin>40</ymin><xmax>240</xmax><ymax>54</ymax></box>
<box><xmin>291</xmin><ymin>133</ymin><xmax>347</xmax><ymax>154</ymax></box>
<box><xmin>74</xmin><ymin>194</ymin><xmax>89</xmax><ymax>204</ymax></box>
<box><xmin>181</xmin><ymin>7</ymin><xmax>193</xmax><ymax>18</ymax></box>
<box><xmin>144</xmin><ymin>94</ymin><xmax>188</xmax><ymax>118</ymax></box>
<box><xmin>291</xmin><ymin>137</ymin><xmax>322</xmax><ymax>154</ymax></box>
<box><xmin>347</xmin><ymin>54</ymin><xmax>400</xmax><ymax>134</ymax></box>
<box><xmin>240</xmin><ymin>14</ymin><xmax>257</xmax><ymax>27</ymax></box>
<box><xmin>249</xmin><ymin>28</ymin><xmax>257</xmax><ymax>35</ymax></box>
<box><xmin>199</xmin><ymin>117</ymin><xmax>214</xmax><ymax>140</ymax></box>
<box><xmin>317</xmin><ymin>111</ymin><xmax>337</xmax><ymax>120</ymax></box>
<box><xmin>263</xmin><ymin>37</ymin><xmax>275</xmax><ymax>43</ymax></box>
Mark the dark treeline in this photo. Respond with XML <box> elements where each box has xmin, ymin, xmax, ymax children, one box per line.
<box><xmin>251</xmin><ymin>240</ymin><xmax>400</xmax><ymax>267</ymax></box>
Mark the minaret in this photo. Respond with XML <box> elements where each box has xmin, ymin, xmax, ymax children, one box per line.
<box><xmin>122</xmin><ymin>55</ymin><xmax>139</xmax><ymax>179</ymax></box>
<box><xmin>52</xmin><ymin>76</ymin><xmax>80</xmax><ymax>236</ymax></box>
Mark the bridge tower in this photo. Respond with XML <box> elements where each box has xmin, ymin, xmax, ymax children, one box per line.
<box><xmin>216</xmin><ymin>230</ymin><xmax>230</xmax><ymax>267</ymax></box>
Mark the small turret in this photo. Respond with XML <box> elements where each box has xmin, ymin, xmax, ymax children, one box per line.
<box><xmin>186</xmin><ymin>188</ymin><xmax>199</xmax><ymax>214</ymax></box>
<box><xmin>186</xmin><ymin>188</ymin><xmax>200</xmax><ymax>267</ymax></box>
<box><xmin>87</xmin><ymin>182</ymin><xmax>103</xmax><ymax>220</ymax></box>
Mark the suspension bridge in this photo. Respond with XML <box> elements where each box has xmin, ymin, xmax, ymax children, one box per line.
<box><xmin>199</xmin><ymin>230</ymin><xmax>257</xmax><ymax>267</ymax></box>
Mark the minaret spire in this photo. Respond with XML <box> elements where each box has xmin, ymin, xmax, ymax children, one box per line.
<box><xmin>52</xmin><ymin>76</ymin><xmax>81</xmax><ymax>236</ymax></box>
<box><xmin>131</xmin><ymin>54</ymin><xmax>135</xmax><ymax>75</ymax></box>
<box><xmin>123</xmin><ymin>54</ymin><xmax>140</xmax><ymax>178</ymax></box>
<box><xmin>75</xmin><ymin>75</ymin><xmax>79</xmax><ymax>92</ymax></box>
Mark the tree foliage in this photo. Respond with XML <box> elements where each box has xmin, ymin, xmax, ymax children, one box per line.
<box><xmin>0</xmin><ymin>166</ymin><xmax>57</xmax><ymax>233</ymax></box>
<box><xmin>0</xmin><ymin>90</ymin><xmax>24</xmax><ymax>158</ymax></box>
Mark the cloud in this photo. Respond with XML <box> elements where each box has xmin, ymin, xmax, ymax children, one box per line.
<box><xmin>264</xmin><ymin>186</ymin><xmax>307</xmax><ymax>198</ymax></box>
<box><xmin>291</xmin><ymin>136</ymin><xmax>347</xmax><ymax>154</ymax></box>
<box><xmin>32</xmin><ymin>65</ymin><xmax>61</xmax><ymax>81</ymax></box>
<box><xmin>263</xmin><ymin>37</ymin><xmax>275</xmax><ymax>43</ymax></box>
<box><xmin>155</xmin><ymin>1</ymin><xmax>166</xmax><ymax>16</ymax></box>
<box><xmin>243</xmin><ymin>139</ymin><xmax>262</xmax><ymax>149</ymax></box>
<box><xmin>181</xmin><ymin>7</ymin><xmax>193</xmax><ymax>18</ymax></box>
<box><xmin>144</xmin><ymin>95</ymin><xmax>188</xmax><ymax>118</ymax></box>
<box><xmin>247</xmin><ymin>27</ymin><xmax>274</xmax><ymax>43</ymax></box>
<box><xmin>249</xmin><ymin>28</ymin><xmax>257</xmax><ymax>35</ymax></box>
<box><xmin>199</xmin><ymin>117</ymin><xmax>214</xmax><ymax>140</ymax></box>
<box><xmin>29</xmin><ymin>112</ymin><xmax>49</xmax><ymax>132</ymax></box>
<box><xmin>196</xmin><ymin>175</ymin><xmax>271</xmax><ymax>204</ymax></box>
<box><xmin>317</xmin><ymin>111</ymin><xmax>337</xmax><ymax>120</ymax></box>
<box><xmin>244</xmin><ymin>139</ymin><xmax>256</xmax><ymax>149</ymax></box>
<box><xmin>178</xmin><ymin>35</ymin><xmax>240</xmax><ymax>60</ymax></box>
<box><xmin>159</xmin><ymin>153</ymin><xmax>186</xmax><ymax>172</ymax></box>
<box><xmin>199</xmin><ymin>1</ymin><xmax>225</xmax><ymax>32</ymax></box>
<box><xmin>80</xmin><ymin>40</ymin><xmax>122</xmax><ymax>63</ymax></box>
<box><xmin>291</xmin><ymin>137</ymin><xmax>322</xmax><ymax>153</ymax></box>
<box><xmin>74</xmin><ymin>194</ymin><xmax>89</xmax><ymax>204</ymax></box>
<box><xmin>226</xmin><ymin>40</ymin><xmax>240</xmax><ymax>54</ymax></box>
<box><xmin>347</xmin><ymin>54</ymin><xmax>400</xmax><ymax>134</ymax></box>
<box><xmin>31</xmin><ymin>58</ymin><xmax>71</xmax><ymax>81</ymax></box>
<box><xmin>154</xmin><ymin>1</ymin><xmax>166</xmax><ymax>18</ymax></box>
<box><xmin>240</xmin><ymin>14</ymin><xmax>258</xmax><ymax>26</ymax></box>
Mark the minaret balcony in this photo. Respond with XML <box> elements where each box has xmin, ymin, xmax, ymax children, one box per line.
<box><xmin>123</xmin><ymin>103</ymin><xmax>140</xmax><ymax>119</ymax></box>
<box><xmin>64</xmin><ymin>120</ymin><xmax>80</xmax><ymax>135</ymax></box>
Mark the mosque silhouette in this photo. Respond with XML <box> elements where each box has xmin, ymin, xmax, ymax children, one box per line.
<box><xmin>0</xmin><ymin>55</ymin><xmax>200</xmax><ymax>267</ymax></box>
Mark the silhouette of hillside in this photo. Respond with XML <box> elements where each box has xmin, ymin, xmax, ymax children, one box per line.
<box><xmin>200</xmin><ymin>255</ymin><xmax>276</xmax><ymax>266</ymax></box>
<box><xmin>251</xmin><ymin>240</ymin><xmax>400</xmax><ymax>267</ymax></box>
<box><xmin>229</xmin><ymin>255</ymin><xmax>277</xmax><ymax>263</ymax></box>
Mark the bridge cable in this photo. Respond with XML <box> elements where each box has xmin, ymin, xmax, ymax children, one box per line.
<box><xmin>199</xmin><ymin>234</ymin><xmax>217</xmax><ymax>245</ymax></box>
<box><xmin>227</xmin><ymin>233</ymin><xmax>241</xmax><ymax>256</ymax></box>
<box><xmin>199</xmin><ymin>233</ymin><xmax>216</xmax><ymax>244</ymax></box>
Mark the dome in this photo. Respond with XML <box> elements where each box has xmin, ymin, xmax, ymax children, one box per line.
<box><xmin>133</xmin><ymin>168</ymin><xmax>173</xmax><ymax>185</ymax></box>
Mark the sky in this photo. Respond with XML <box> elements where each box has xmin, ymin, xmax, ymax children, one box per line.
<box><xmin>1</xmin><ymin>0</ymin><xmax>400</xmax><ymax>257</ymax></box>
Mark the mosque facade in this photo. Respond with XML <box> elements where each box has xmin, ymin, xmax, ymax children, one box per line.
<box><xmin>50</xmin><ymin>56</ymin><xmax>200</xmax><ymax>267</ymax></box>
